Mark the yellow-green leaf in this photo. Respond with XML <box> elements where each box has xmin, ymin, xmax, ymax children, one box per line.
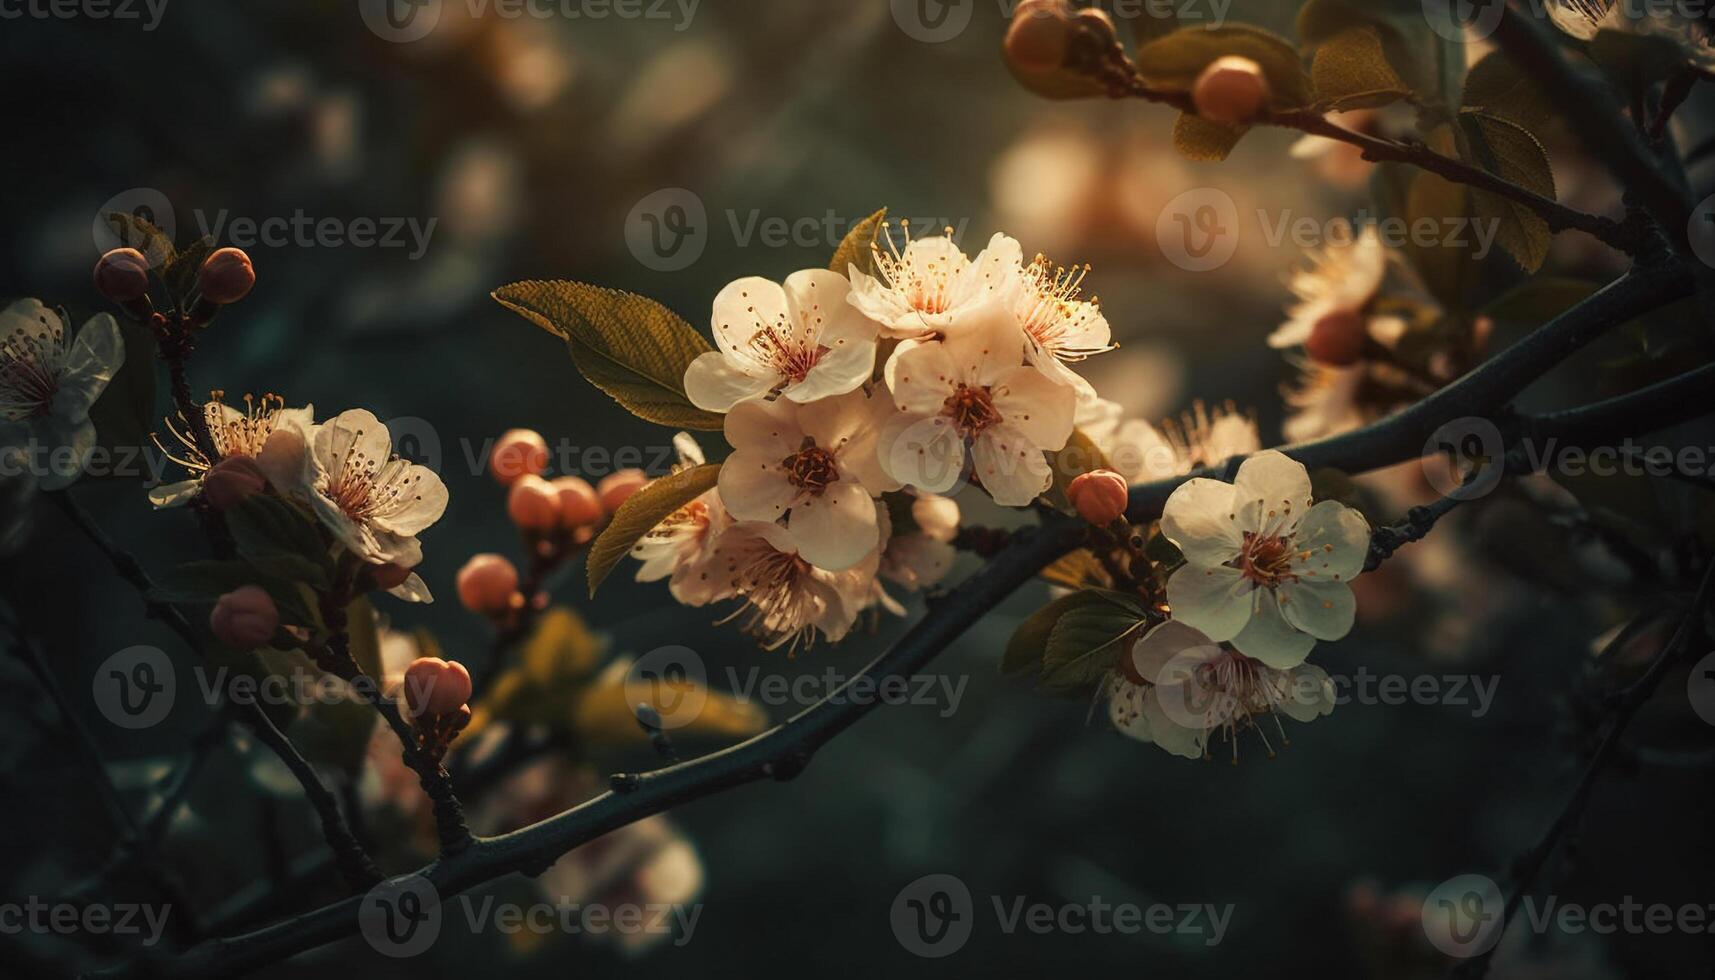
<box><xmin>830</xmin><ymin>208</ymin><xmax>887</xmax><ymax>279</ymax></box>
<box><xmin>1173</xmin><ymin>112</ymin><xmax>1248</xmax><ymax>161</ymax></box>
<box><xmin>1312</xmin><ymin>27</ymin><xmax>1412</xmax><ymax>111</ymax></box>
<box><xmin>1136</xmin><ymin>24</ymin><xmax>1313</xmax><ymax>108</ymax></box>
<box><xmin>1460</xmin><ymin>51</ymin><xmax>1551</xmax><ymax>129</ymax></box>
<box><xmin>1040</xmin><ymin>592</ymin><xmax>1149</xmax><ymax>696</ymax></box>
<box><xmin>1459</xmin><ymin>111</ymin><xmax>1556</xmax><ymax>273</ymax></box>
<box><xmin>493</xmin><ymin>280</ymin><xmax>724</xmax><ymax>431</ymax></box>
<box><xmin>1048</xmin><ymin>429</ymin><xmax>1113</xmax><ymax>507</ymax></box>
<box><xmin>587</xmin><ymin>462</ymin><xmax>722</xmax><ymax>596</ymax></box>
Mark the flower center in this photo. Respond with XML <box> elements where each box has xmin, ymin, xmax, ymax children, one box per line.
<box><xmin>747</xmin><ymin>326</ymin><xmax>823</xmax><ymax>384</ymax></box>
<box><xmin>324</xmin><ymin>431</ymin><xmax>419</xmax><ymax>523</ymax></box>
<box><xmin>1015</xmin><ymin>256</ymin><xmax>1111</xmax><ymax>360</ymax></box>
<box><xmin>1235</xmin><ymin>532</ymin><xmax>1297</xmax><ymax>587</ymax></box>
<box><xmin>722</xmin><ymin>543</ymin><xmax>820</xmax><ymax>654</ymax></box>
<box><xmin>942</xmin><ymin>384</ymin><xmax>1002</xmax><ymax>438</ymax></box>
<box><xmin>782</xmin><ymin>439</ymin><xmax>839</xmax><ymax>495</ymax></box>
<box><xmin>0</xmin><ymin>318</ymin><xmax>65</xmax><ymax>421</ymax></box>
<box><xmin>871</xmin><ymin>219</ymin><xmax>961</xmax><ymax>316</ymax></box>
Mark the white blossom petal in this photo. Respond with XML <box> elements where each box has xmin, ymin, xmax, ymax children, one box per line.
<box><xmin>1164</xmin><ymin>564</ymin><xmax>1252</xmax><ymax>643</ymax></box>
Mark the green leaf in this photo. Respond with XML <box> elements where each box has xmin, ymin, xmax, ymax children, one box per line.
<box><xmin>1312</xmin><ymin>27</ymin><xmax>1413</xmax><ymax>111</ymax></box>
<box><xmin>345</xmin><ymin>596</ymin><xmax>384</xmax><ymax>681</ymax></box>
<box><xmin>1172</xmin><ymin>112</ymin><xmax>1248</xmax><ymax>162</ymax></box>
<box><xmin>493</xmin><ymin>281</ymin><xmax>725</xmax><ymax>431</ymax></box>
<box><xmin>1135</xmin><ymin>25</ymin><xmax>1313</xmax><ymax>108</ymax></box>
<box><xmin>587</xmin><ymin>462</ymin><xmax>721</xmax><ymax>596</ymax></box>
<box><xmin>1482</xmin><ymin>278</ymin><xmax>1599</xmax><ymax>326</ymax></box>
<box><xmin>1460</xmin><ymin>50</ymin><xmax>1551</xmax><ymax>128</ymax></box>
<box><xmin>1048</xmin><ymin>428</ymin><xmax>1113</xmax><ymax>507</ymax></box>
<box><xmin>162</xmin><ymin>236</ymin><xmax>215</xmax><ymax>310</ymax></box>
<box><xmin>1040</xmin><ymin>591</ymin><xmax>1150</xmax><ymax>696</ymax></box>
<box><xmin>1297</xmin><ymin>0</ymin><xmax>1445</xmax><ymax>101</ymax></box>
<box><xmin>829</xmin><ymin>208</ymin><xmax>887</xmax><ymax>279</ymax></box>
<box><xmin>1004</xmin><ymin>590</ymin><xmax>1112</xmax><ymax>680</ymax></box>
<box><xmin>104</xmin><ymin>211</ymin><xmax>175</xmax><ymax>270</ymax></box>
<box><xmin>225</xmin><ymin>495</ymin><xmax>332</xmax><ymax>586</ymax></box>
<box><xmin>1459</xmin><ymin>111</ymin><xmax>1556</xmax><ymax>273</ymax></box>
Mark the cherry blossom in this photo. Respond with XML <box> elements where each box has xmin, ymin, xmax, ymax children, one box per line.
<box><xmin>0</xmin><ymin>300</ymin><xmax>125</xmax><ymax>490</ymax></box>
<box><xmin>708</xmin><ymin>519</ymin><xmax>881</xmax><ymax>653</ymax></box>
<box><xmin>1160</xmin><ymin>451</ymin><xmax>1370</xmax><ymax>668</ymax></box>
<box><xmin>846</xmin><ymin>226</ymin><xmax>1023</xmax><ymax>339</ymax></box>
<box><xmin>684</xmin><ymin>269</ymin><xmax>878</xmax><ymax>412</ymax></box>
<box><xmin>150</xmin><ymin>393</ymin><xmax>313</xmax><ymax>508</ymax></box>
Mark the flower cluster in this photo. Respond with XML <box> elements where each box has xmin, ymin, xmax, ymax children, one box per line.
<box><xmin>640</xmin><ymin>224</ymin><xmax>1125</xmax><ymax>652</ymax></box>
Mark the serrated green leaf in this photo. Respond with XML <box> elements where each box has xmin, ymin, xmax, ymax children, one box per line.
<box><xmin>225</xmin><ymin>495</ymin><xmax>331</xmax><ymax>585</ymax></box>
<box><xmin>587</xmin><ymin>462</ymin><xmax>721</xmax><ymax>595</ymax></box>
<box><xmin>163</xmin><ymin>236</ymin><xmax>215</xmax><ymax>309</ymax></box>
<box><xmin>104</xmin><ymin>211</ymin><xmax>174</xmax><ymax>269</ymax></box>
<box><xmin>1040</xmin><ymin>593</ymin><xmax>1150</xmax><ymax>696</ymax></box>
<box><xmin>1136</xmin><ymin>25</ymin><xmax>1313</xmax><ymax>108</ymax></box>
<box><xmin>1298</xmin><ymin>0</ymin><xmax>1442</xmax><ymax>100</ymax></box>
<box><xmin>1459</xmin><ymin>111</ymin><xmax>1556</xmax><ymax>273</ymax></box>
<box><xmin>1312</xmin><ymin>27</ymin><xmax>1413</xmax><ymax>110</ymax></box>
<box><xmin>1173</xmin><ymin>112</ymin><xmax>1247</xmax><ymax>161</ymax></box>
<box><xmin>1003</xmin><ymin>590</ymin><xmax>1114</xmax><ymax>680</ymax></box>
<box><xmin>829</xmin><ymin>208</ymin><xmax>887</xmax><ymax>279</ymax></box>
<box><xmin>493</xmin><ymin>280</ymin><xmax>724</xmax><ymax>431</ymax></box>
<box><xmin>1460</xmin><ymin>50</ymin><xmax>1551</xmax><ymax>128</ymax></box>
<box><xmin>1040</xmin><ymin>549</ymin><xmax>1109</xmax><ymax>592</ymax></box>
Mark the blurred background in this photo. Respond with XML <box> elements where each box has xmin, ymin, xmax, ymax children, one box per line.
<box><xmin>3</xmin><ymin>0</ymin><xmax>1715</xmax><ymax>976</ymax></box>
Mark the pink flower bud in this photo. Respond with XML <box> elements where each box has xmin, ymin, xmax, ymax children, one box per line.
<box><xmin>428</xmin><ymin>660</ymin><xmax>472</xmax><ymax>716</ymax></box>
<box><xmin>1193</xmin><ymin>56</ymin><xmax>1270</xmax><ymax>125</ymax></box>
<box><xmin>198</xmin><ymin>248</ymin><xmax>256</xmax><ymax>305</ymax></box>
<box><xmin>402</xmin><ymin>657</ymin><xmax>447</xmax><ymax>719</ymax></box>
<box><xmin>507</xmin><ymin>475</ymin><xmax>561</xmax><ymax>532</ymax></box>
<box><xmin>490</xmin><ymin>428</ymin><xmax>549</xmax><ymax>486</ymax></box>
<box><xmin>912</xmin><ymin>494</ymin><xmax>961</xmax><ymax>544</ymax></box>
<box><xmin>210</xmin><ymin>586</ymin><xmax>279</xmax><ymax>651</ymax></box>
<box><xmin>201</xmin><ymin>457</ymin><xmax>267</xmax><ymax>510</ymax></box>
<box><xmin>371</xmin><ymin>562</ymin><xmax>415</xmax><ymax>591</ymax></box>
<box><xmin>552</xmin><ymin>476</ymin><xmax>603</xmax><ymax>528</ymax></box>
<box><xmin>456</xmin><ymin>553</ymin><xmax>519</xmax><ymax>615</ymax></box>
<box><xmin>597</xmin><ymin>469</ymin><xmax>649</xmax><ymax>514</ymax></box>
<box><xmin>1305</xmin><ymin>310</ymin><xmax>1367</xmax><ymax>367</ymax></box>
<box><xmin>1068</xmin><ymin>469</ymin><xmax>1130</xmax><ymax>526</ymax></box>
<box><xmin>93</xmin><ymin>248</ymin><xmax>151</xmax><ymax>304</ymax></box>
<box><xmin>1004</xmin><ymin>0</ymin><xmax>1073</xmax><ymax>73</ymax></box>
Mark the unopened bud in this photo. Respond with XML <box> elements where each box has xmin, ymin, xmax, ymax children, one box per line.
<box><xmin>597</xmin><ymin>469</ymin><xmax>650</xmax><ymax>514</ymax></box>
<box><xmin>1305</xmin><ymin>310</ymin><xmax>1368</xmax><ymax>367</ymax></box>
<box><xmin>912</xmin><ymin>494</ymin><xmax>961</xmax><ymax>544</ymax></box>
<box><xmin>93</xmin><ymin>248</ymin><xmax>151</xmax><ymax>305</ymax></box>
<box><xmin>1193</xmin><ymin>56</ymin><xmax>1270</xmax><ymax>125</ymax></box>
<box><xmin>1068</xmin><ymin>469</ymin><xmax>1130</xmax><ymax>526</ymax></box>
<box><xmin>371</xmin><ymin>562</ymin><xmax>415</xmax><ymax>591</ymax></box>
<box><xmin>403</xmin><ymin>657</ymin><xmax>472</xmax><ymax>719</ymax></box>
<box><xmin>210</xmin><ymin>585</ymin><xmax>279</xmax><ymax>651</ymax></box>
<box><xmin>553</xmin><ymin>476</ymin><xmax>603</xmax><ymax>528</ymax></box>
<box><xmin>490</xmin><ymin>428</ymin><xmax>549</xmax><ymax>486</ymax></box>
<box><xmin>198</xmin><ymin>248</ymin><xmax>256</xmax><ymax>305</ymax></box>
<box><xmin>1004</xmin><ymin>0</ymin><xmax>1073</xmax><ymax>73</ymax></box>
<box><xmin>507</xmin><ymin>475</ymin><xmax>562</xmax><ymax>532</ymax></box>
<box><xmin>201</xmin><ymin>457</ymin><xmax>268</xmax><ymax>510</ymax></box>
<box><xmin>457</xmin><ymin>553</ymin><xmax>519</xmax><ymax>616</ymax></box>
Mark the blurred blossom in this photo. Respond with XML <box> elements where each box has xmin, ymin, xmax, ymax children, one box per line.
<box><xmin>989</xmin><ymin>122</ymin><xmax>1104</xmax><ymax>259</ymax></box>
<box><xmin>1076</xmin><ymin>342</ymin><xmax>1186</xmax><ymax>424</ymax></box>
<box><xmin>438</xmin><ymin>139</ymin><xmax>524</xmax><ymax>245</ymax></box>
<box><xmin>487</xmin><ymin>21</ymin><xmax>577</xmax><ymax>113</ymax></box>
<box><xmin>607</xmin><ymin>41</ymin><xmax>734</xmax><ymax>158</ymax></box>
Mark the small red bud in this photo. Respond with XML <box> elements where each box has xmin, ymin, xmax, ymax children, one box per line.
<box><xmin>1305</xmin><ymin>310</ymin><xmax>1369</xmax><ymax>367</ymax></box>
<box><xmin>490</xmin><ymin>429</ymin><xmax>550</xmax><ymax>486</ymax></box>
<box><xmin>1193</xmin><ymin>56</ymin><xmax>1270</xmax><ymax>125</ymax></box>
<box><xmin>198</xmin><ymin>248</ymin><xmax>256</xmax><ymax>305</ymax></box>
<box><xmin>456</xmin><ymin>553</ymin><xmax>519</xmax><ymax>616</ymax></box>
<box><xmin>210</xmin><ymin>586</ymin><xmax>279</xmax><ymax>651</ymax></box>
<box><xmin>1004</xmin><ymin>0</ymin><xmax>1073</xmax><ymax>73</ymax></box>
<box><xmin>597</xmin><ymin>469</ymin><xmax>650</xmax><ymax>514</ymax></box>
<box><xmin>552</xmin><ymin>476</ymin><xmax>603</xmax><ymax>529</ymax></box>
<box><xmin>1068</xmin><ymin>469</ymin><xmax>1130</xmax><ymax>526</ymax></box>
<box><xmin>371</xmin><ymin>562</ymin><xmax>415</xmax><ymax>591</ymax></box>
<box><xmin>93</xmin><ymin>248</ymin><xmax>151</xmax><ymax>304</ymax></box>
<box><xmin>507</xmin><ymin>475</ymin><xmax>562</xmax><ymax>532</ymax></box>
<box><xmin>201</xmin><ymin>457</ymin><xmax>267</xmax><ymax>510</ymax></box>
